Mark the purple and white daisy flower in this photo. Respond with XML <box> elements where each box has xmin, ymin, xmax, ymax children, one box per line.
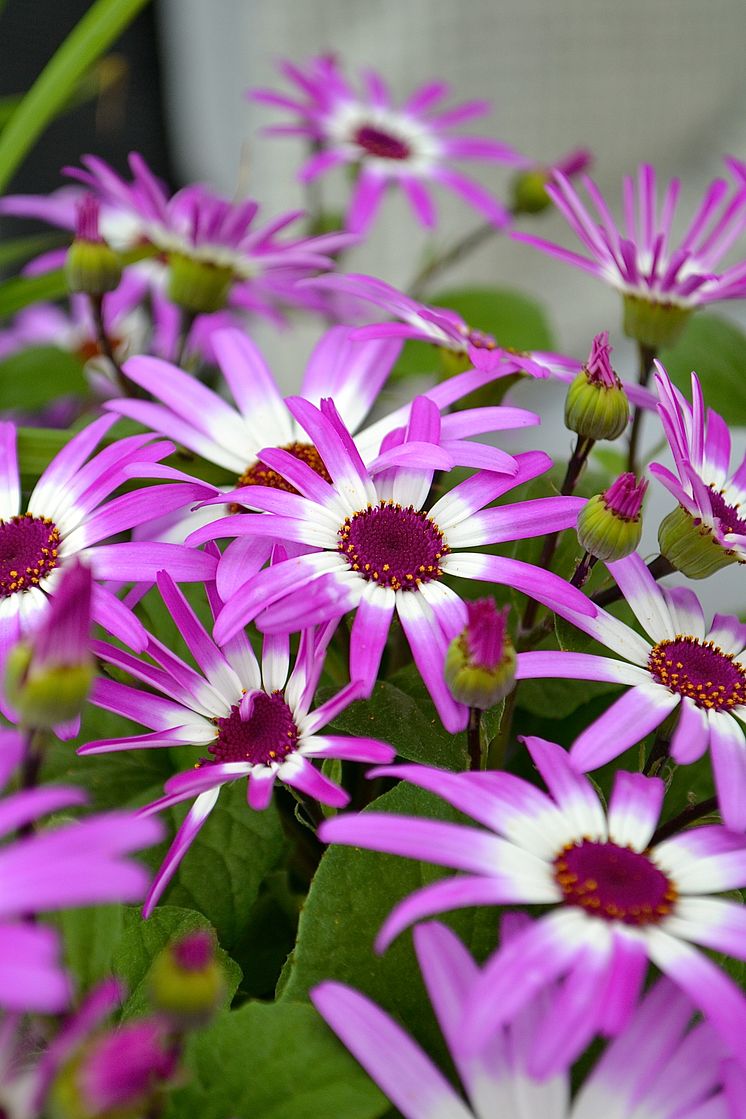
<box><xmin>0</xmin><ymin>418</ymin><xmax>215</xmax><ymax>675</ymax></box>
<box><xmin>0</xmin><ymin>154</ymin><xmax>352</xmax><ymax>330</ymax></box>
<box><xmin>111</xmin><ymin>324</ymin><xmax>544</xmax><ymax>577</ymax></box>
<box><xmin>187</xmin><ymin>397</ymin><xmax>591</xmax><ymax>731</ymax></box>
<box><xmin>651</xmin><ymin>362</ymin><xmax>746</xmax><ymax>567</ymax></box>
<box><xmin>313</xmin><ymin>919</ymin><xmax>739</xmax><ymax>1116</ymax></box>
<box><xmin>517</xmin><ymin>550</ymin><xmax>746</xmax><ymax>829</ymax></box>
<box><xmin>0</xmin><ymin>729</ymin><xmax>161</xmax><ymax>1014</ymax></box>
<box><xmin>78</xmin><ymin>568</ymin><xmax>394</xmax><ymax>916</ymax></box>
<box><xmin>514</xmin><ymin>164</ymin><xmax>746</xmax><ymax>346</ymax></box>
<box><xmin>252</xmin><ymin>56</ymin><xmax>524</xmax><ymax>233</ymax></box>
<box><xmin>320</xmin><ymin>737</ymin><xmax>746</xmax><ymax>1066</ymax></box>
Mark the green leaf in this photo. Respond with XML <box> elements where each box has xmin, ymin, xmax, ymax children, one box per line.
<box><xmin>0</xmin><ymin>233</ymin><xmax>67</xmax><ymax>270</ymax></box>
<box><xmin>112</xmin><ymin>905</ymin><xmax>241</xmax><ymax>1020</ymax></box>
<box><xmin>145</xmin><ymin>781</ymin><xmax>288</xmax><ymax>953</ymax></box>
<box><xmin>0</xmin><ymin>346</ymin><xmax>86</xmax><ymax>409</ymax></box>
<box><xmin>166</xmin><ymin>1000</ymin><xmax>387</xmax><ymax>1119</ymax></box>
<box><xmin>659</xmin><ymin>313</ymin><xmax>746</xmax><ymax>425</ymax></box>
<box><xmin>281</xmin><ymin>783</ymin><xmax>498</xmax><ymax>1065</ymax></box>
<box><xmin>54</xmin><ymin>904</ymin><xmax>124</xmax><ymax>993</ymax></box>
<box><xmin>325</xmin><ymin>671</ymin><xmax>468</xmax><ymax>771</ymax></box>
<box><xmin>0</xmin><ymin>0</ymin><xmax>150</xmax><ymax>193</ymax></box>
<box><xmin>431</xmin><ymin>286</ymin><xmax>555</xmax><ymax>351</ymax></box>
<box><xmin>0</xmin><ymin>269</ymin><xmax>71</xmax><ymax>318</ymax></box>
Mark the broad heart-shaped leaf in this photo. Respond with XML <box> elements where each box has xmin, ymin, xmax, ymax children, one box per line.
<box><xmin>165</xmin><ymin>1000</ymin><xmax>387</xmax><ymax>1119</ymax></box>
<box><xmin>280</xmin><ymin>783</ymin><xmax>499</xmax><ymax>1068</ymax></box>
<box><xmin>659</xmin><ymin>312</ymin><xmax>746</xmax><ymax>424</ymax></box>
<box><xmin>0</xmin><ymin>346</ymin><xmax>86</xmax><ymax>410</ymax></box>
<box><xmin>324</xmin><ymin>667</ymin><xmax>468</xmax><ymax>771</ymax></box>
<box><xmin>431</xmin><ymin>286</ymin><xmax>556</xmax><ymax>351</ymax></box>
<box><xmin>112</xmin><ymin>905</ymin><xmax>241</xmax><ymax>1021</ymax></box>
<box><xmin>143</xmin><ymin>780</ymin><xmax>288</xmax><ymax>955</ymax></box>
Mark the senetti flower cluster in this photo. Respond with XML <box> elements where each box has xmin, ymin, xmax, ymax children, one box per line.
<box><xmin>3</xmin><ymin>42</ymin><xmax>746</xmax><ymax>1119</ymax></box>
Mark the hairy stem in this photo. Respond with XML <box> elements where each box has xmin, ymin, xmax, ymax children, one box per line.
<box><xmin>651</xmin><ymin>796</ymin><xmax>719</xmax><ymax>844</ymax></box>
<box><xmin>467</xmin><ymin>707</ymin><xmax>482</xmax><ymax>771</ymax></box>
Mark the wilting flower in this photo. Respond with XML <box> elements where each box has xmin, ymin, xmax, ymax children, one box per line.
<box><xmin>0</xmin><ymin>418</ymin><xmax>215</xmax><ymax>679</ymax></box>
<box><xmin>517</xmin><ymin>550</ymin><xmax>746</xmax><ymax>829</ymax></box>
<box><xmin>652</xmin><ymin>363</ymin><xmax>746</xmax><ymax>577</ymax></box>
<box><xmin>252</xmin><ymin>56</ymin><xmax>525</xmax><ymax>233</ymax></box>
<box><xmin>0</xmin><ymin>730</ymin><xmax>161</xmax><ymax>1013</ymax></box>
<box><xmin>320</xmin><ymin>738</ymin><xmax>746</xmax><ymax>1066</ymax></box>
<box><xmin>313</xmin><ymin>919</ymin><xmax>739</xmax><ymax>1113</ymax></box>
<box><xmin>187</xmin><ymin>397</ymin><xmax>591</xmax><ymax>731</ymax></box>
<box><xmin>79</xmin><ymin>569</ymin><xmax>394</xmax><ymax>914</ymax></box>
<box><xmin>514</xmin><ymin>164</ymin><xmax>746</xmax><ymax>347</ymax></box>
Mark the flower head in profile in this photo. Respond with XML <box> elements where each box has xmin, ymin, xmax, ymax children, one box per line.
<box><xmin>306</xmin><ymin>271</ymin><xmax>575</xmax><ymax>379</ymax></box>
<box><xmin>313</xmin><ymin>919</ymin><xmax>739</xmax><ymax>1116</ymax></box>
<box><xmin>187</xmin><ymin>397</ymin><xmax>591</xmax><ymax>731</ymax></box>
<box><xmin>0</xmin><ymin>730</ymin><xmax>161</xmax><ymax>1014</ymax></box>
<box><xmin>252</xmin><ymin>56</ymin><xmax>525</xmax><ymax>233</ymax></box>
<box><xmin>651</xmin><ymin>363</ymin><xmax>746</xmax><ymax>577</ymax></box>
<box><xmin>518</xmin><ymin>550</ymin><xmax>746</xmax><ymax>829</ymax></box>
<box><xmin>0</xmin><ymin>418</ymin><xmax>215</xmax><ymax>692</ymax></box>
<box><xmin>320</xmin><ymin>738</ymin><xmax>746</xmax><ymax>1068</ymax></box>
<box><xmin>79</xmin><ymin>569</ymin><xmax>394</xmax><ymax>915</ymax></box>
<box><xmin>514</xmin><ymin>164</ymin><xmax>746</xmax><ymax>346</ymax></box>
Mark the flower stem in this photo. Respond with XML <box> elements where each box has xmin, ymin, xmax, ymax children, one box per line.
<box><xmin>625</xmin><ymin>342</ymin><xmax>657</xmax><ymax>473</ymax></box>
<box><xmin>487</xmin><ymin>687</ymin><xmax>516</xmax><ymax>770</ymax></box>
<box><xmin>175</xmin><ymin>308</ymin><xmax>197</xmax><ymax>368</ymax></box>
<box><xmin>467</xmin><ymin>707</ymin><xmax>482</xmax><ymax>771</ymax></box>
<box><xmin>592</xmin><ymin>553</ymin><xmax>674</xmax><ymax>609</ymax></box>
<box><xmin>642</xmin><ymin>728</ymin><xmax>670</xmax><ymax>776</ymax></box>
<box><xmin>408</xmin><ymin>219</ymin><xmax>503</xmax><ymax>299</ymax></box>
<box><xmin>520</xmin><ymin>435</ymin><xmax>593</xmax><ymax>635</ymax></box>
<box><xmin>89</xmin><ymin>293</ymin><xmax>130</xmax><ymax>396</ymax></box>
<box><xmin>651</xmin><ymin>796</ymin><xmax>719</xmax><ymax>844</ymax></box>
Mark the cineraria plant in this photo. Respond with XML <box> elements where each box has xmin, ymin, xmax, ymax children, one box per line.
<box><xmin>3</xmin><ymin>10</ymin><xmax>746</xmax><ymax>1118</ymax></box>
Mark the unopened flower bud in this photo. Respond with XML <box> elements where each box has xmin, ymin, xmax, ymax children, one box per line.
<box><xmin>564</xmin><ymin>332</ymin><xmax>629</xmax><ymax>440</ymax></box>
<box><xmin>511</xmin><ymin>167</ymin><xmax>554</xmax><ymax>215</ymax></box>
<box><xmin>166</xmin><ymin>252</ymin><xmax>234</xmax><ymax>314</ymax></box>
<box><xmin>658</xmin><ymin>504</ymin><xmax>738</xmax><ymax>579</ymax></box>
<box><xmin>148</xmin><ymin>928</ymin><xmax>225</xmax><ymax>1027</ymax></box>
<box><xmin>48</xmin><ymin>1019</ymin><xmax>176</xmax><ymax>1119</ymax></box>
<box><xmin>577</xmin><ymin>473</ymin><xmax>647</xmax><ymax>562</ymax></box>
<box><xmin>5</xmin><ymin>561</ymin><xmax>95</xmax><ymax>728</ymax></box>
<box><xmin>65</xmin><ymin>196</ymin><xmax>122</xmax><ymax>296</ymax></box>
<box><xmin>622</xmin><ymin>293</ymin><xmax>692</xmax><ymax>349</ymax></box>
<box><xmin>445</xmin><ymin>600</ymin><xmax>516</xmax><ymax>709</ymax></box>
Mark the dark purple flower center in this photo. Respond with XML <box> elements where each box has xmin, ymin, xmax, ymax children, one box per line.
<box><xmin>208</xmin><ymin>691</ymin><xmax>298</xmax><ymax>766</ymax></box>
<box><xmin>354</xmin><ymin>125</ymin><xmax>411</xmax><ymax>161</ymax></box>
<box><xmin>554</xmin><ymin>840</ymin><xmax>676</xmax><ymax>926</ymax></box>
<box><xmin>648</xmin><ymin>635</ymin><xmax>746</xmax><ymax>710</ymax></box>
<box><xmin>338</xmin><ymin>502</ymin><xmax>448</xmax><ymax>591</ymax></box>
<box><xmin>0</xmin><ymin>514</ymin><xmax>60</xmax><ymax>598</ymax></box>
<box><xmin>707</xmin><ymin>486</ymin><xmax>746</xmax><ymax>535</ymax></box>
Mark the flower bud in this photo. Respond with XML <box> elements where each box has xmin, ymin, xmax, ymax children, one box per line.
<box><xmin>48</xmin><ymin>1019</ymin><xmax>176</xmax><ymax>1119</ymax></box>
<box><xmin>65</xmin><ymin>196</ymin><xmax>122</xmax><ymax>296</ymax></box>
<box><xmin>577</xmin><ymin>473</ymin><xmax>647</xmax><ymax>562</ymax></box>
<box><xmin>658</xmin><ymin>504</ymin><xmax>738</xmax><ymax>579</ymax></box>
<box><xmin>4</xmin><ymin>561</ymin><xmax>95</xmax><ymax>728</ymax></box>
<box><xmin>445</xmin><ymin>600</ymin><xmax>516</xmax><ymax>709</ymax></box>
<box><xmin>622</xmin><ymin>293</ymin><xmax>692</xmax><ymax>349</ymax></box>
<box><xmin>148</xmin><ymin>928</ymin><xmax>226</xmax><ymax>1027</ymax></box>
<box><xmin>564</xmin><ymin>332</ymin><xmax>629</xmax><ymax>440</ymax></box>
<box><xmin>166</xmin><ymin>252</ymin><xmax>234</xmax><ymax>314</ymax></box>
<box><xmin>511</xmin><ymin>167</ymin><xmax>554</xmax><ymax>215</ymax></box>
